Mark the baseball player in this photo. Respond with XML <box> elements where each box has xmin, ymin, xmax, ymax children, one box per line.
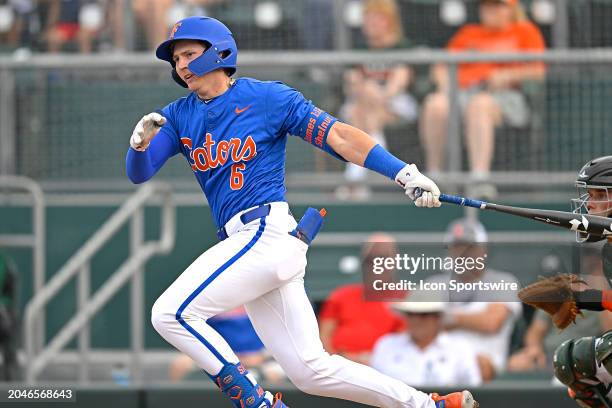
<box><xmin>518</xmin><ymin>156</ymin><xmax>612</xmax><ymax>407</ymax></box>
<box><xmin>126</xmin><ymin>16</ymin><xmax>478</xmax><ymax>408</ymax></box>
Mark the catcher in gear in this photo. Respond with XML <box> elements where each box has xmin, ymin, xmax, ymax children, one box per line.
<box><xmin>518</xmin><ymin>156</ymin><xmax>612</xmax><ymax>407</ymax></box>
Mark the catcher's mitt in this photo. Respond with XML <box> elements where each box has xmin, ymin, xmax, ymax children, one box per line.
<box><xmin>518</xmin><ymin>274</ymin><xmax>586</xmax><ymax>329</ymax></box>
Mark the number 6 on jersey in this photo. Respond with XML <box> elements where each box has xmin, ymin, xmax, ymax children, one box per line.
<box><xmin>230</xmin><ymin>163</ymin><xmax>246</xmax><ymax>190</ymax></box>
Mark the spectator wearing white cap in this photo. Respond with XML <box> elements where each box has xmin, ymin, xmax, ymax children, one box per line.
<box><xmin>370</xmin><ymin>290</ymin><xmax>482</xmax><ymax>387</ymax></box>
<box><xmin>427</xmin><ymin>217</ymin><xmax>522</xmax><ymax>381</ymax></box>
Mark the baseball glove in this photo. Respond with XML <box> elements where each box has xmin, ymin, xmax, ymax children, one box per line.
<box><xmin>518</xmin><ymin>274</ymin><xmax>586</xmax><ymax>329</ymax></box>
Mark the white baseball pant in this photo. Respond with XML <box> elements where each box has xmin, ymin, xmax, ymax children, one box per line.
<box><xmin>151</xmin><ymin>202</ymin><xmax>435</xmax><ymax>408</ymax></box>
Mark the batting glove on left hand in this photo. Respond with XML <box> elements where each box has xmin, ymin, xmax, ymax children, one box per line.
<box><xmin>395</xmin><ymin>164</ymin><xmax>441</xmax><ymax>208</ymax></box>
<box><xmin>130</xmin><ymin>112</ymin><xmax>167</xmax><ymax>152</ymax></box>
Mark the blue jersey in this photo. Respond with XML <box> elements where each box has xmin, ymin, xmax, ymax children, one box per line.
<box><xmin>126</xmin><ymin>78</ymin><xmax>339</xmax><ymax>228</ymax></box>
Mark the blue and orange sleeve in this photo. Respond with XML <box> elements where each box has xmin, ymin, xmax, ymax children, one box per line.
<box><xmin>265</xmin><ymin>81</ymin><xmax>346</xmax><ymax>161</ymax></box>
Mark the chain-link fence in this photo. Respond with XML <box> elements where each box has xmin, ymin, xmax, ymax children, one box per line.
<box><xmin>2</xmin><ymin>1</ymin><xmax>612</xmax><ymax>53</ymax></box>
<box><xmin>0</xmin><ymin>50</ymin><xmax>610</xmax><ymax>183</ymax></box>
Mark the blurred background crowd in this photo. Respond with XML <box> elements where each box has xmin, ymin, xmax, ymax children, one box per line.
<box><xmin>2</xmin><ymin>0</ymin><xmax>612</xmax><ymax>53</ymax></box>
<box><xmin>1</xmin><ymin>0</ymin><xmax>610</xmax><ymax>191</ymax></box>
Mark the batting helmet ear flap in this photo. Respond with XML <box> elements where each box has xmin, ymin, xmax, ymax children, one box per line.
<box><xmin>172</xmin><ymin>69</ymin><xmax>188</xmax><ymax>88</ymax></box>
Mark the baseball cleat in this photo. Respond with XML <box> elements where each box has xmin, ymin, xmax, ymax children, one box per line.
<box><xmin>431</xmin><ymin>390</ymin><xmax>479</xmax><ymax>408</ymax></box>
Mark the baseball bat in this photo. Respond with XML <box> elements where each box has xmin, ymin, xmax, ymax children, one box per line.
<box><xmin>416</xmin><ymin>189</ymin><xmax>612</xmax><ymax>237</ymax></box>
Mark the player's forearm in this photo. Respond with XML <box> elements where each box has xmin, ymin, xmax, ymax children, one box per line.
<box><xmin>126</xmin><ymin>148</ymin><xmax>156</xmax><ymax>184</ymax></box>
<box><xmin>327</xmin><ymin>122</ymin><xmax>408</xmax><ymax>180</ymax></box>
<box><xmin>326</xmin><ymin>122</ymin><xmax>441</xmax><ymax>207</ymax></box>
<box><xmin>126</xmin><ymin>124</ymin><xmax>177</xmax><ymax>184</ymax></box>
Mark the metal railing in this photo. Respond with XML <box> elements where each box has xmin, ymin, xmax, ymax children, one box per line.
<box><xmin>3</xmin><ymin>48</ymin><xmax>612</xmax><ymax>68</ymax></box>
<box><xmin>0</xmin><ymin>176</ymin><xmax>46</xmax><ymax>353</ymax></box>
<box><xmin>23</xmin><ymin>182</ymin><xmax>175</xmax><ymax>384</ymax></box>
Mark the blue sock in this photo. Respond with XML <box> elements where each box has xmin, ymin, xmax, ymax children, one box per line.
<box><xmin>211</xmin><ymin>362</ymin><xmax>269</xmax><ymax>408</ymax></box>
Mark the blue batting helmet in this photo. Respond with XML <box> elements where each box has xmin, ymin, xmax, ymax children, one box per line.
<box><xmin>155</xmin><ymin>16</ymin><xmax>238</xmax><ymax>88</ymax></box>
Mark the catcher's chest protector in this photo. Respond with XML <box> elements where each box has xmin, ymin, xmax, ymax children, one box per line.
<box><xmin>555</xmin><ymin>337</ymin><xmax>598</xmax><ymax>384</ymax></box>
<box><xmin>555</xmin><ymin>336</ymin><xmax>612</xmax><ymax>407</ymax></box>
<box><xmin>596</xmin><ymin>330</ymin><xmax>612</xmax><ymax>376</ymax></box>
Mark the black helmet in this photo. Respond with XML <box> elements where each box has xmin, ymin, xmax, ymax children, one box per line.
<box><xmin>572</xmin><ymin>156</ymin><xmax>612</xmax><ymax>242</ymax></box>
<box><xmin>576</xmin><ymin>156</ymin><xmax>612</xmax><ymax>188</ymax></box>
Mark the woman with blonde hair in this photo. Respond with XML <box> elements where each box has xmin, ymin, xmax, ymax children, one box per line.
<box><xmin>338</xmin><ymin>0</ymin><xmax>418</xmax><ymax>199</ymax></box>
<box><xmin>420</xmin><ymin>0</ymin><xmax>545</xmax><ymax>187</ymax></box>
<box><xmin>361</xmin><ymin>0</ymin><xmax>404</xmax><ymax>46</ymax></box>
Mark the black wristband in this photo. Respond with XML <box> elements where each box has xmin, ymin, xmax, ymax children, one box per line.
<box><xmin>575</xmin><ymin>289</ymin><xmax>604</xmax><ymax>311</ymax></box>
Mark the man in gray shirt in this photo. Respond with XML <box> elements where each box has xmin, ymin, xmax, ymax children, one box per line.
<box><xmin>426</xmin><ymin>218</ymin><xmax>522</xmax><ymax>382</ymax></box>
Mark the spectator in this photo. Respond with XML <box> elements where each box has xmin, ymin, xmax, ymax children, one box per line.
<box><xmin>0</xmin><ymin>250</ymin><xmax>18</xmax><ymax>381</ymax></box>
<box><xmin>45</xmin><ymin>0</ymin><xmax>104</xmax><ymax>53</ymax></box>
<box><xmin>132</xmin><ymin>0</ymin><xmax>227</xmax><ymax>51</ymax></box>
<box><xmin>508</xmin><ymin>250</ymin><xmax>612</xmax><ymax>372</ymax></box>
<box><xmin>318</xmin><ymin>233</ymin><xmax>406</xmax><ymax>365</ymax></box>
<box><xmin>132</xmin><ymin>0</ymin><xmax>174</xmax><ymax>50</ymax></box>
<box><xmin>337</xmin><ymin>0</ymin><xmax>417</xmax><ymax>199</ymax></box>
<box><xmin>427</xmin><ymin>218</ymin><xmax>522</xmax><ymax>381</ymax></box>
<box><xmin>102</xmin><ymin>0</ymin><xmax>126</xmax><ymax>52</ymax></box>
<box><xmin>0</xmin><ymin>3</ymin><xmax>13</xmax><ymax>47</ymax></box>
<box><xmin>420</xmin><ymin>0</ymin><xmax>545</xmax><ymax>181</ymax></box>
<box><xmin>0</xmin><ymin>1</ymin><xmax>30</xmax><ymax>50</ymax></box>
<box><xmin>169</xmin><ymin>306</ymin><xmax>285</xmax><ymax>383</ymax></box>
<box><xmin>507</xmin><ymin>309</ymin><xmax>605</xmax><ymax>373</ymax></box>
<box><xmin>371</xmin><ymin>290</ymin><xmax>482</xmax><ymax>387</ymax></box>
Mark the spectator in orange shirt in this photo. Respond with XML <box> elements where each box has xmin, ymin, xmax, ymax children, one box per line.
<box><xmin>420</xmin><ymin>0</ymin><xmax>545</xmax><ymax>182</ymax></box>
<box><xmin>318</xmin><ymin>233</ymin><xmax>406</xmax><ymax>365</ymax></box>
